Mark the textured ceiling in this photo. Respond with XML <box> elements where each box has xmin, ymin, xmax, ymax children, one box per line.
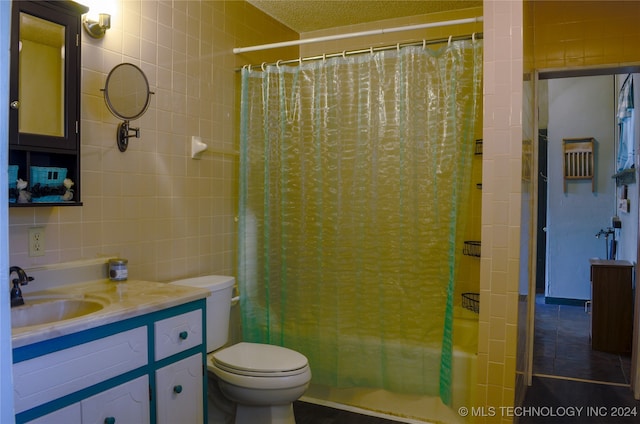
<box><xmin>247</xmin><ymin>0</ymin><xmax>482</xmax><ymax>33</ymax></box>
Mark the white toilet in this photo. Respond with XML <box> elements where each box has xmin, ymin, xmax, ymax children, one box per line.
<box><xmin>170</xmin><ymin>276</ymin><xmax>311</xmax><ymax>424</ymax></box>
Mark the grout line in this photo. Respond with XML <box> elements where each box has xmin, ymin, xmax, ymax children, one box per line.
<box><xmin>532</xmin><ymin>373</ymin><xmax>631</xmax><ymax>388</ymax></box>
<box><xmin>619</xmin><ymin>355</ymin><xmax>631</xmax><ymax>385</ymax></box>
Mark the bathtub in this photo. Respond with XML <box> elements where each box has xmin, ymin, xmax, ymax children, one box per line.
<box><xmin>300</xmin><ymin>306</ymin><xmax>479</xmax><ymax>423</ymax></box>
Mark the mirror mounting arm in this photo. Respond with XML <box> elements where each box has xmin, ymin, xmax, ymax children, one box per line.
<box><xmin>102</xmin><ymin>63</ymin><xmax>153</xmax><ymax>153</ymax></box>
<box><xmin>117</xmin><ymin>121</ymin><xmax>140</xmax><ymax>152</ymax></box>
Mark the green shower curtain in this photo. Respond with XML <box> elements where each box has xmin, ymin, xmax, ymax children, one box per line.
<box><xmin>238</xmin><ymin>40</ymin><xmax>482</xmax><ymax>406</ymax></box>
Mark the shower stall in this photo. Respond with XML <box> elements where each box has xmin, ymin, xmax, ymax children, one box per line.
<box><xmin>237</xmin><ymin>37</ymin><xmax>482</xmax><ymax>422</ymax></box>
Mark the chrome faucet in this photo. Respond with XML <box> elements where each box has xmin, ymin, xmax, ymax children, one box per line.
<box><xmin>9</xmin><ymin>266</ymin><xmax>33</xmax><ymax>307</ymax></box>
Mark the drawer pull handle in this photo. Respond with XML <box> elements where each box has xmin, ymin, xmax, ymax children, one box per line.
<box><xmin>179</xmin><ymin>331</ymin><xmax>189</xmax><ymax>340</ymax></box>
<box><xmin>173</xmin><ymin>385</ymin><xmax>183</xmax><ymax>394</ymax></box>
<box><xmin>104</xmin><ymin>417</ymin><xmax>116</xmax><ymax>424</ymax></box>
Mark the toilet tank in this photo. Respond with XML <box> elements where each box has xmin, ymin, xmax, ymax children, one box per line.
<box><xmin>169</xmin><ymin>275</ymin><xmax>235</xmax><ymax>353</ymax></box>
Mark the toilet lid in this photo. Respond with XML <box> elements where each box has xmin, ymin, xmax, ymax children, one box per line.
<box><xmin>212</xmin><ymin>342</ymin><xmax>309</xmax><ymax>376</ymax></box>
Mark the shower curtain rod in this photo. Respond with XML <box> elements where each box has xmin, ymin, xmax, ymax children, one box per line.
<box><xmin>233</xmin><ymin>16</ymin><xmax>483</xmax><ymax>54</ymax></box>
<box><xmin>239</xmin><ymin>32</ymin><xmax>482</xmax><ymax>70</ymax></box>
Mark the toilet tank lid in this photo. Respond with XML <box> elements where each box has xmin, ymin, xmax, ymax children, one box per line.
<box><xmin>169</xmin><ymin>275</ymin><xmax>235</xmax><ymax>291</ymax></box>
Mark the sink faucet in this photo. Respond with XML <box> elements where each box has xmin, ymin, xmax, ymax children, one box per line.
<box><xmin>9</xmin><ymin>266</ymin><xmax>33</xmax><ymax>307</ymax></box>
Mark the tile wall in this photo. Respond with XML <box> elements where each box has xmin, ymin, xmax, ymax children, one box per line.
<box><xmin>477</xmin><ymin>1</ymin><xmax>523</xmax><ymax>422</ymax></box>
<box><xmin>300</xmin><ymin>7</ymin><xmax>483</xmax><ymax>57</ymax></box>
<box><xmin>8</xmin><ymin>1</ymin><xmax>297</xmax><ymax>282</ymax></box>
<box><xmin>533</xmin><ymin>0</ymin><xmax>640</xmax><ymax>69</ymax></box>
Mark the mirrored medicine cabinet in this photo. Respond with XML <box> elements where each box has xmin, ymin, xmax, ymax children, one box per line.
<box><xmin>8</xmin><ymin>0</ymin><xmax>87</xmax><ymax>206</ymax></box>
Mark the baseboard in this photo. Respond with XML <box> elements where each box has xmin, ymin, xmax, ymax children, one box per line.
<box><xmin>544</xmin><ymin>297</ymin><xmax>588</xmax><ymax>307</ymax></box>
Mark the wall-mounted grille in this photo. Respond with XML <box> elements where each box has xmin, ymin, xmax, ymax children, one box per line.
<box><xmin>563</xmin><ymin>138</ymin><xmax>594</xmax><ymax>192</ymax></box>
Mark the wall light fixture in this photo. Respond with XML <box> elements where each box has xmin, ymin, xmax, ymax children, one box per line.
<box><xmin>83</xmin><ymin>12</ymin><xmax>111</xmax><ymax>38</ymax></box>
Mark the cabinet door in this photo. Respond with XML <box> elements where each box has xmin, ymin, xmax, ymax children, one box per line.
<box><xmin>81</xmin><ymin>376</ymin><xmax>150</xmax><ymax>424</ymax></box>
<box><xmin>13</xmin><ymin>326</ymin><xmax>148</xmax><ymax>414</ymax></box>
<box><xmin>155</xmin><ymin>354</ymin><xmax>204</xmax><ymax>424</ymax></box>
<box><xmin>591</xmin><ymin>264</ymin><xmax>633</xmax><ymax>353</ymax></box>
<box><xmin>9</xmin><ymin>0</ymin><xmax>85</xmax><ymax>150</ymax></box>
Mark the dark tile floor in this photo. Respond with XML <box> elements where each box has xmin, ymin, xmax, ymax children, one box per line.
<box><xmin>520</xmin><ymin>377</ymin><xmax>640</xmax><ymax>424</ymax></box>
<box><xmin>532</xmin><ymin>295</ymin><xmax>631</xmax><ymax>383</ymax></box>
<box><xmin>293</xmin><ymin>401</ymin><xmax>401</xmax><ymax>424</ymax></box>
<box><xmin>520</xmin><ymin>296</ymin><xmax>640</xmax><ymax>423</ymax></box>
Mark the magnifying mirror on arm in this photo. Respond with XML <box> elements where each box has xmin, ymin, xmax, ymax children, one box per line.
<box><xmin>102</xmin><ymin>63</ymin><xmax>154</xmax><ymax>152</ymax></box>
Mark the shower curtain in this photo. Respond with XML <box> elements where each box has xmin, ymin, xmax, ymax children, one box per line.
<box><xmin>238</xmin><ymin>39</ymin><xmax>482</xmax><ymax>406</ymax></box>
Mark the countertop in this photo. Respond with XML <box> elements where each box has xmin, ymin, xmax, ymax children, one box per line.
<box><xmin>589</xmin><ymin>259</ymin><xmax>634</xmax><ymax>267</ymax></box>
<box><xmin>11</xmin><ymin>279</ymin><xmax>209</xmax><ymax>348</ymax></box>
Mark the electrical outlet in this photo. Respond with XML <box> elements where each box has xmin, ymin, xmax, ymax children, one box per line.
<box><xmin>28</xmin><ymin>227</ymin><xmax>45</xmax><ymax>257</ymax></box>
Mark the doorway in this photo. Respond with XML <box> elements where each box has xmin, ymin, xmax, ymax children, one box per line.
<box><xmin>535</xmin><ymin>128</ymin><xmax>547</xmax><ymax>294</ymax></box>
<box><xmin>533</xmin><ymin>71</ymin><xmax>639</xmax><ymax>386</ymax></box>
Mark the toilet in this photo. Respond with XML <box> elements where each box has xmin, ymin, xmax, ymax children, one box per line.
<box><xmin>170</xmin><ymin>276</ymin><xmax>311</xmax><ymax>424</ymax></box>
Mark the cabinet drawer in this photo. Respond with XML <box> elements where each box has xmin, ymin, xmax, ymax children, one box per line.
<box><xmin>13</xmin><ymin>326</ymin><xmax>147</xmax><ymax>414</ymax></box>
<box><xmin>154</xmin><ymin>309</ymin><xmax>202</xmax><ymax>361</ymax></box>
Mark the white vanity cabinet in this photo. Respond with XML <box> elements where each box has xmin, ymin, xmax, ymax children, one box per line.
<box><xmin>13</xmin><ymin>300</ymin><xmax>207</xmax><ymax>424</ymax></box>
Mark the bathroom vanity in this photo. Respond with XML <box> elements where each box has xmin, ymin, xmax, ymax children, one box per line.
<box><xmin>11</xmin><ymin>280</ymin><xmax>209</xmax><ymax>424</ymax></box>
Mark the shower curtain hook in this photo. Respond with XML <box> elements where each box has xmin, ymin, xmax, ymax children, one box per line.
<box><xmin>342</xmin><ymin>50</ymin><xmax>346</xmax><ymax>59</ymax></box>
<box><xmin>397</xmin><ymin>43</ymin><xmax>400</xmax><ymax>52</ymax></box>
<box><xmin>299</xmin><ymin>57</ymin><xmax>303</xmax><ymax>66</ymax></box>
<box><xmin>276</xmin><ymin>59</ymin><xmax>282</xmax><ymax>69</ymax></box>
<box><xmin>370</xmin><ymin>46</ymin><xmax>374</xmax><ymax>55</ymax></box>
<box><xmin>472</xmin><ymin>32</ymin><xmax>476</xmax><ymax>42</ymax></box>
<box><xmin>448</xmin><ymin>35</ymin><xmax>453</xmax><ymax>46</ymax></box>
<box><xmin>322</xmin><ymin>53</ymin><xmax>326</xmax><ymax>62</ymax></box>
<box><xmin>422</xmin><ymin>39</ymin><xmax>426</xmax><ymax>49</ymax></box>
<box><xmin>247</xmin><ymin>64</ymin><xmax>252</xmax><ymax>72</ymax></box>
<box><xmin>261</xmin><ymin>62</ymin><xmax>267</xmax><ymax>71</ymax></box>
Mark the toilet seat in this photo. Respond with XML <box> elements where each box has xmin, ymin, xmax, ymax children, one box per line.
<box><xmin>212</xmin><ymin>342</ymin><xmax>309</xmax><ymax>377</ymax></box>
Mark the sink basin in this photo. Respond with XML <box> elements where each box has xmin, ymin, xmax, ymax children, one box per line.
<box><xmin>11</xmin><ymin>297</ymin><xmax>104</xmax><ymax>329</ymax></box>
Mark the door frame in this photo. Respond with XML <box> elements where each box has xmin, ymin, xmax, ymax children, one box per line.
<box><xmin>528</xmin><ymin>66</ymin><xmax>640</xmax><ymax>397</ymax></box>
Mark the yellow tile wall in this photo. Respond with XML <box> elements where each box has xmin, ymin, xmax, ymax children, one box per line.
<box><xmin>8</xmin><ymin>1</ymin><xmax>297</xmax><ymax>282</ymax></box>
<box><xmin>300</xmin><ymin>7</ymin><xmax>483</xmax><ymax>57</ymax></box>
<box><xmin>533</xmin><ymin>0</ymin><xmax>640</xmax><ymax>69</ymax></box>
<box><xmin>477</xmin><ymin>1</ymin><xmax>523</xmax><ymax>422</ymax></box>
<box><xmin>299</xmin><ymin>7</ymin><xmax>485</xmax><ymax>303</ymax></box>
